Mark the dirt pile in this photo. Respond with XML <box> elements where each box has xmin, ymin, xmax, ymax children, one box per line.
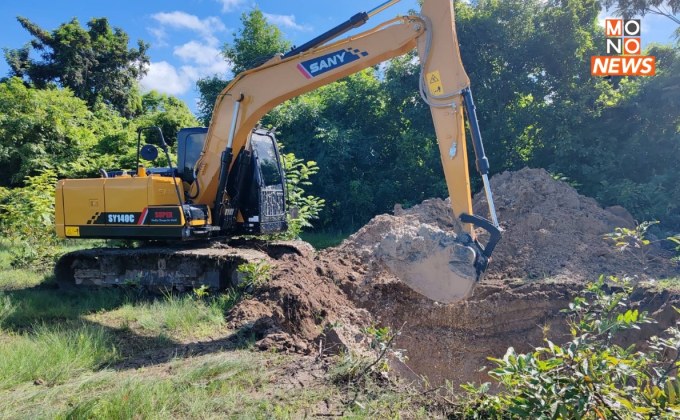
<box><xmin>227</xmin><ymin>168</ymin><xmax>679</xmax><ymax>386</ymax></box>
<box><xmin>228</xmin><ymin>243</ymin><xmax>373</xmax><ymax>355</ymax></box>
<box><xmin>339</xmin><ymin>211</ymin><xmax>478</xmax><ymax>303</ymax></box>
<box><xmin>355</xmin><ymin>167</ymin><xmax>673</xmax><ymax>282</ymax></box>
<box><xmin>473</xmin><ymin>167</ymin><xmax>674</xmax><ymax>280</ymax></box>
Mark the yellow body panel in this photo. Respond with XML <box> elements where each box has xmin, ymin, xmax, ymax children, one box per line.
<box><xmin>56</xmin><ymin>175</ymin><xmax>187</xmax><ymax>238</ymax></box>
<box><xmin>60</xmin><ymin>178</ymin><xmax>106</xmax><ymax>226</ymax></box>
<box><xmin>148</xmin><ymin>176</ymin><xmax>185</xmax><ymax>206</ymax></box>
<box><xmin>104</xmin><ymin>177</ymin><xmax>148</xmax><ymax>214</ymax></box>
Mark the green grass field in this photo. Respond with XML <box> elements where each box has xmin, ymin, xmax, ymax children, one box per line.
<box><xmin>0</xmin><ymin>263</ymin><xmax>417</xmax><ymax>419</ymax></box>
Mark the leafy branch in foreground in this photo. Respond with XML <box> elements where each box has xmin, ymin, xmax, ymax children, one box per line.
<box><xmin>604</xmin><ymin>221</ymin><xmax>661</xmax><ymax>269</ymax></box>
<box><xmin>669</xmin><ymin>235</ymin><xmax>680</xmax><ymax>263</ymax></box>
<box><xmin>458</xmin><ymin>276</ymin><xmax>680</xmax><ymax>419</ymax></box>
<box><xmin>280</xmin><ymin>152</ymin><xmax>325</xmax><ymax>239</ymax></box>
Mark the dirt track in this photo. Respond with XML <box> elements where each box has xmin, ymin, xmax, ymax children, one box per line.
<box><xmin>227</xmin><ymin>168</ymin><xmax>680</xmax><ymax>386</ymax></box>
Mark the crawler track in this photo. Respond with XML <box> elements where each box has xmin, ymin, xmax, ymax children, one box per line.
<box><xmin>54</xmin><ymin>240</ymin><xmax>309</xmax><ymax>291</ymax></box>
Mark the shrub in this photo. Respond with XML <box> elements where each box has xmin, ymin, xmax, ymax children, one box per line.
<box><xmin>459</xmin><ymin>276</ymin><xmax>680</xmax><ymax>419</ymax></box>
<box><xmin>0</xmin><ymin>170</ymin><xmax>59</xmax><ymax>268</ymax></box>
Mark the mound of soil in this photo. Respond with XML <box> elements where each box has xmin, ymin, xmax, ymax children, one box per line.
<box><xmin>473</xmin><ymin>168</ymin><xmax>673</xmax><ymax>280</ymax></box>
<box><xmin>228</xmin><ymin>244</ymin><xmax>373</xmax><ymax>355</ymax></box>
<box><xmin>226</xmin><ymin>168</ymin><xmax>679</xmax><ymax>386</ymax></box>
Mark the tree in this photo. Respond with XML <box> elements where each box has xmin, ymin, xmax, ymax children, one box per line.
<box><xmin>223</xmin><ymin>8</ymin><xmax>291</xmax><ymax>75</ymax></box>
<box><xmin>136</xmin><ymin>91</ymin><xmax>198</xmax><ymax>143</ymax></box>
<box><xmin>0</xmin><ymin>78</ymin><xmax>98</xmax><ymax>187</ymax></box>
<box><xmin>196</xmin><ymin>76</ymin><xmax>229</xmax><ymax>126</ymax></box>
<box><xmin>4</xmin><ymin>17</ymin><xmax>149</xmax><ymax>117</ymax></box>
<box><xmin>196</xmin><ymin>8</ymin><xmax>291</xmax><ymax>124</ymax></box>
<box><xmin>602</xmin><ymin>0</ymin><xmax>680</xmax><ymax>29</ymax></box>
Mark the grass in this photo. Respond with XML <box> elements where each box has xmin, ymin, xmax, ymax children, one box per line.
<box><xmin>0</xmin><ymin>269</ymin><xmax>44</xmax><ymax>290</ymax></box>
<box><xmin>0</xmin><ymin>323</ymin><xmax>118</xmax><ymax>389</ymax></box>
<box><xmin>0</xmin><ymin>286</ymin><xmax>129</xmax><ymax>329</ymax></box>
<box><xmin>0</xmin><ymin>246</ymin><xmax>428</xmax><ymax>418</ymax></box>
<box><xmin>100</xmin><ymin>293</ymin><xmax>231</xmax><ymax>340</ymax></box>
<box><xmin>300</xmin><ymin>230</ymin><xmax>348</xmax><ymax>249</ymax></box>
<box><xmin>648</xmin><ymin>277</ymin><xmax>680</xmax><ymax>292</ymax></box>
<box><xmin>0</xmin><ymin>350</ymin><xmax>344</xmax><ymax>419</ymax></box>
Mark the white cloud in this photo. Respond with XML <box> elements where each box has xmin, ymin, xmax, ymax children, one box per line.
<box><xmin>141</xmin><ymin>40</ymin><xmax>231</xmax><ymax>96</ymax></box>
<box><xmin>147</xmin><ymin>26</ymin><xmax>168</xmax><ymax>47</ymax></box>
<box><xmin>174</xmin><ymin>41</ymin><xmax>224</xmax><ymax>66</ymax></box>
<box><xmin>217</xmin><ymin>0</ymin><xmax>244</xmax><ymax>13</ymax></box>
<box><xmin>141</xmin><ymin>58</ymin><xmax>231</xmax><ymax>96</ymax></box>
<box><xmin>151</xmin><ymin>11</ymin><xmax>226</xmax><ymax>45</ymax></box>
<box><xmin>143</xmin><ymin>11</ymin><xmax>233</xmax><ymax>96</ymax></box>
<box><xmin>140</xmin><ymin>61</ymin><xmax>193</xmax><ymax>95</ymax></box>
<box><xmin>263</xmin><ymin>13</ymin><xmax>312</xmax><ymax>31</ymax></box>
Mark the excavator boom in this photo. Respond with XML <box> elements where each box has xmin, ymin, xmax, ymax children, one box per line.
<box><xmin>55</xmin><ymin>0</ymin><xmax>500</xmax><ymax>303</ymax></box>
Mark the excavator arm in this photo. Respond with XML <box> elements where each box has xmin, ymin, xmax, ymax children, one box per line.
<box><xmin>54</xmin><ymin>0</ymin><xmax>501</xmax><ymax>303</ymax></box>
<box><xmin>192</xmin><ymin>0</ymin><xmax>500</xmax><ymax>257</ymax></box>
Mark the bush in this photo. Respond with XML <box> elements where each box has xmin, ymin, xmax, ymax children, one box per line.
<box><xmin>459</xmin><ymin>276</ymin><xmax>680</xmax><ymax>419</ymax></box>
<box><xmin>0</xmin><ymin>170</ymin><xmax>60</xmax><ymax>268</ymax></box>
<box><xmin>280</xmin><ymin>153</ymin><xmax>325</xmax><ymax>239</ymax></box>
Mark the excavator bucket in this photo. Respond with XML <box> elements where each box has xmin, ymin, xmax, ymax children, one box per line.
<box><xmin>382</xmin><ymin>236</ymin><xmax>480</xmax><ymax>303</ymax></box>
<box><xmin>357</xmin><ymin>205</ymin><xmax>501</xmax><ymax>304</ymax></box>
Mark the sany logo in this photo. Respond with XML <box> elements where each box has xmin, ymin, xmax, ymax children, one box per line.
<box><xmin>297</xmin><ymin>48</ymin><xmax>368</xmax><ymax>79</ymax></box>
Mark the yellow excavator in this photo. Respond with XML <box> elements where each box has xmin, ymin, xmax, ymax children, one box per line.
<box><xmin>54</xmin><ymin>0</ymin><xmax>501</xmax><ymax>303</ymax></box>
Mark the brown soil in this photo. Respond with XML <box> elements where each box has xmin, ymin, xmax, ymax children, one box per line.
<box><xmin>473</xmin><ymin>168</ymin><xmax>673</xmax><ymax>280</ymax></box>
<box><xmin>226</xmin><ymin>168</ymin><xmax>680</xmax><ymax>386</ymax></box>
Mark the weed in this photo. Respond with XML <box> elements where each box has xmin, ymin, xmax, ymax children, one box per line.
<box><xmin>331</xmin><ymin>351</ymin><xmax>375</xmax><ymax>384</ymax></box>
<box><xmin>211</xmin><ymin>288</ymin><xmax>242</xmax><ymax>313</ymax></box>
<box><xmin>0</xmin><ymin>323</ymin><xmax>118</xmax><ymax>389</ymax></box>
<box><xmin>237</xmin><ymin>260</ymin><xmax>272</xmax><ymax>289</ymax></box>
<box><xmin>456</xmin><ymin>276</ymin><xmax>680</xmax><ymax>418</ymax></box>
<box><xmin>604</xmin><ymin>220</ymin><xmax>661</xmax><ymax>269</ymax></box>
<box><xmin>193</xmin><ymin>284</ymin><xmax>210</xmax><ymax>299</ymax></box>
<box><xmin>112</xmin><ymin>293</ymin><xmax>225</xmax><ymax>339</ymax></box>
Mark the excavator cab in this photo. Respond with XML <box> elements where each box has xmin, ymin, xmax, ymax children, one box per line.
<box><xmin>179</xmin><ymin>127</ymin><xmax>288</xmax><ymax>235</ymax></box>
<box><xmin>226</xmin><ymin>129</ymin><xmax>288</xmax><ymax>235</ymax></box>
<box><xmin>177</xmin><ymin>127</ymin><xmax>209</xmax><ymax>186</ymax></box>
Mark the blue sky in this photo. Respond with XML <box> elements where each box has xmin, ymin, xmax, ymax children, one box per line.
<box><xmin>1</xmin><ymin>0</ymin><xmax>677</xmax><ymax>115</ymax></box>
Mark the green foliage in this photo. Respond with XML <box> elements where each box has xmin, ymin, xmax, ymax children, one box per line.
<box><xmin>5</xmin><ymin>16</ymin><xmax>149</xmax><ymax>117</ymax></box>
<box><xmin>223</xmin><ymin>8</ymin><xmax>291</xmax><ymax>75</ymax></box>
<box><xmin>281</xmin><ymin>153</ymin><xmax>325</xmax><ymax>238</ymax></box>
<box><xmin>460</xmin><ymin>276</ymin><xmax>680</xmax><ymax>419</ymax></box>
<box><xmin>0</xmin><ymin>323</ymin><xmax>118</xmax><ymax>389</ymax></box>
<box><xmin>604</xmin><ymin>221</ymin><xmax>661</xmax><ymax>268</ymax></box>
<box><xmin>196</xmin><ymin>75</ymin><xmax>228</xmax><ymax>126</ymax></box>
<box><xmin>0</xmin><ymin>78</ymin><xmax>98</xmax><ymax>186</ymax></box>
<box><xmin>137</xmin><ymin>90</ymin><xmax>199</xmax><ymax>142</ymax></box>
<box><xmin>237</xmin><ymin>260</ymin><xmax>272</xmax><ymax>289</ymax></box>
<box><xmin>0</xmin><ymin>170</ymin><xmax>58</xmax><ymax>268</ymax></box>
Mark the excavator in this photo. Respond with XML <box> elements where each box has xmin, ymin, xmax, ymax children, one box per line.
<box><xmin>54</xmin><ymin>0</ymin><xmax>501</xmax><ymax>303</ymax></box>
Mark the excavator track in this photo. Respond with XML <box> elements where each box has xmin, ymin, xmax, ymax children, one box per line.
<box><xmin>54</xmin><ymin>240</ymin><xmax>310</xmax><ymax>291</ymax></box>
